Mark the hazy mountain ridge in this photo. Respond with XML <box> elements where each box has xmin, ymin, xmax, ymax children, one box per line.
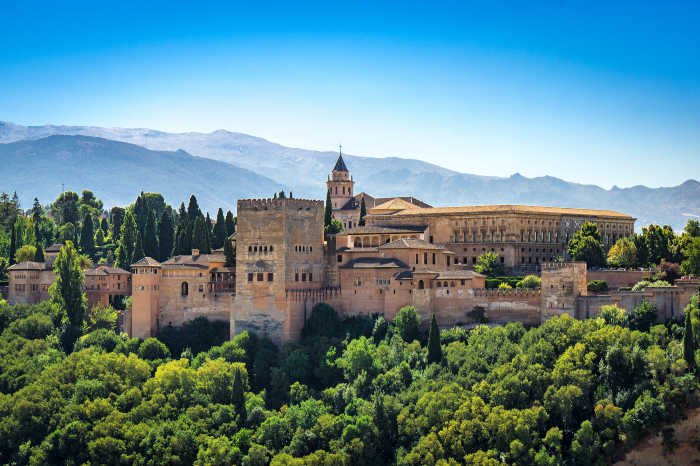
<box><xmin>0</xmin><ymin>135</ymin><xmax>282</xmax><ymax>213</ymax></box>
<box><xmin>1</xmin><ymin>122</ymin><xmax>697</xmax><ymax>230</ymax></box>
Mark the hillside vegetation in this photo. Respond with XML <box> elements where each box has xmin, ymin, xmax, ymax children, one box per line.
<box><xmin>1</xmin><ymin>294</ymin><xmax>700</xmax><ymax>465</ymax></box>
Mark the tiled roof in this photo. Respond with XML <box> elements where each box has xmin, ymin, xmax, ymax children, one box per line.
<box><xmin>336</xmin><ymin>247</ymin><xmax>380</xmax><ymax>253</ymax></box>
<box><xmin>8</xmin><ymin>261</ymin><xmax>50</xmax><ymax>271</ymax></box>
<box><xmin>378</xmin><ymin>238</ymin><xmax>454</xmax><ymax>252</ymax></box>
<box><xmin>210</xmin><ymin>266</ymin><xmax>236</xmax><ymax>272</ymax></box>
<box><xmin>338</xmin><ymin>193</ymin><xmax>431</xmax><ymax>211</ymax></box>
<box><xmin>131</xmin><ymin>257</ymin><xmax>161</xmax><ymax>267</ymax></box>
<box><xmin>160</xmin><ymin>253</ymin><xmax>226</xmax><ymax>268</ymax></box>
<box><xmin>336</xmin><ymin>225</ymin><xmax>426</xmax><ymax>236</ymax></box>
<box><xmin>384</xmin><ymin>204</ymin><xmax>634</xmax><ymax>219</ymax></box>
<box><xmin>394</xmin><ymin>271</ymin><xmax>413</xmax><ymax>280</ymax></box>
<box><xmin>45</xmin><ymin>243</ymin><xmax>64</xmax><ymax>253</ymax></box>
<box><xmin>333</xmin><ymin>154</ymin><xmax>349</xmax><ymax>172</ymax></box>
<box><xmin>86</xmin><ymin>265</ymin><xmax>130</xmax><ymax>275</ymax></box>
<box><xmin>339</xmin><ymin>257</ymin><xmax>408</xmax><ymax>269</ymax></box>
<box><xmin>369</xmin><ymin>198</ymin><xmax>422</xmax><ymax>213</ymax></box>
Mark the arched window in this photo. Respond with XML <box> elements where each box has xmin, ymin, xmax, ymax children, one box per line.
<box><xmin>181</xmin><ymin>282</ymin><xmax>189</xmax><ymax>296</ymax></box>
<box><xmin>418</xmin><ymin>280</ymin><xmax>425</xmax><ymax>289</ymax></box>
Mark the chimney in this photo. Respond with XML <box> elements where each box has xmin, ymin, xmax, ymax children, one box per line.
<box><xmin>192</xmin><ymin>249</ymin><xmax>200</xmax><ymax>256</ymax></box>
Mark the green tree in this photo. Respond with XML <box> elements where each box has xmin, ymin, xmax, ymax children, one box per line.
<box><xmin>94</xmin><ymin>227</ymin><xmax>105</xmax><ymax>247</ymax></box>
<box><xmin>213</xmin><ymin>208</ymin><xmax>226</xmax><ymax>249</ymax></box>
<box><xmin>607</xmin><ymin>236</ymin><xmax>638</xmax><ymax>268</ymax></box>
<box><xmin>394</xmin><ymin>305</ymin><xmax>421</xmax><ymax>342</ymax></box>
<box><xmin>192</xmin><ymin>215</ymin><xmax>211</xmax><ymax>253</ymax></box>
<box><xmin>427</xmin><ymin>314</ymin><xmax>442</xmax><ymax>364</ymax></box>
<box><xmin>324</xmin><ymin>189</ymin><xmax>333</xmax><ymax>230</ymax></box>
<box><xmin>225</xmin><ymin>210</ymin><xmax>236</xmax><ymax>237</ymax></box>
<box><xmin>9</xmin><ymin>223</ymin><xmax>17</xmax><ymax>264</ymax></box>
<box><xmin>133</xmin><ymin>231</ymin><xmax>145</xmax><ymax>263</ymax></box>
<box><xmin>324</xmin><ymin>219</ymin><xmax>343</xmax><ymax>237</ymax></box>
<box><xmin>359</xmin><ymin>197</ymin><xmax>367</xmax><ymax>227</ymax></box>
<box><xmin>15</xmin><ymin>244</ymin><xmax>37</xmax><ymax>263</ymax></box>
<box><xmin>629</xmin><ymin>300</ymin><xmax>658</xmax><ymax>332</ymax></box>
<box><xmin>144</xmin><ymin>210</ymin><xmax>158</xmax><ymax>258</ymax></box>
<box><xmin>50</xmin><ymin>241</ymin><xmax>87</xmax><ymax>351</ymax></box>
<box><xmin>639</xmin><ymin>224</ymin><xmax>675</xmax><ymax>266</ymax></box>
<box><xmin>100</xmin><ymin>217</ymin><xmax>109</xmax><ymax>236</ymax></box>
<box><xmin>115</xmin><ymin>211</ymin><xmax>137</xmax><ymax>270</ymax></box>
<box><xmin>79</xmin><ymin>213</ymin><xmax>95</xmax><ymax>256</ymax></box>
<box><xmin>474</xmin><ymin>251</ymin><xmax>505</xmax><ymax>277</ymax></box>
<box><xmin>681</xmin><ymin>237</ymin><xmax>700</xmax><ymax>275</ymax></box>
<box><xmin>34</xmin><ymin>243</ymin><xmax>45</xmax><ymax>262</ymax></box>
<box><xmin>109</xmin><ymin>206</ymin><xmax>125</xmax><ymax>241</ymax></box>
<box><xmin>224</xmin><ymin>237</ymin><xmax>236</xmax><ymax>267</ymax></box>
<box><xmin>685</xmin><ymin>219</ymin><xmax>700</xmax><ymax>237</ymax></box>
<box><xmin>567</xmin><ymin>222</ymin><xmax>605</xmax><ymax>267</ymax></box>
<box><xmin>31</xmin><ymin>197</ymin><xmax>42</xmax><ymax>246</ymax></box>
<box><xmin>52</xmin><ymin>191</ymin><xmax>80</xmax><ymax>226</ymax></box>
<box><xmin>158</xmin><ymin>209</ymin><xmax>174</xmax><ymax>261</ymax></box>
<box><xmin>232</xmin><ymin>367</ymin><xmax>247</xmax><ymax>418</ymax></box>
<box><xmin>684</xmin><ymin>310</ymin><xmax>695</xmax><ymax>372</ymax></box>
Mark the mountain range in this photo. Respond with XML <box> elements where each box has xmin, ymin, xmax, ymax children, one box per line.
<box><xmin>0</xmin><ymin>121</ymin><xmax>698</xmax><ymax>230</ymax></box>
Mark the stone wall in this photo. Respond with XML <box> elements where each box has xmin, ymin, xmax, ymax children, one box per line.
<box><xmin>587</xmin><ymin>269</ymin><xmax>651</xmax><ymax>290</ymax></box>
<box><xmin>541</xmin><ymin>262</ymin><xmax>587</xmax><ymax>320</ymax></box>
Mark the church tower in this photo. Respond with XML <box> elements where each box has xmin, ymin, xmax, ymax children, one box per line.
<box><xmin>326</xmin><ymin>146</ymin><xmax>354</xmax><ymax>210</ymax></box>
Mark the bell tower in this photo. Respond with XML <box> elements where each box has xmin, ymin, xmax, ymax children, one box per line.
<box><xmin>326</xmin><ymin>145</ymin><xmax>354</xmax><ymax>210</ymax></box>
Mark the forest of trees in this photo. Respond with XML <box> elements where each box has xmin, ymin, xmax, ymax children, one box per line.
<box><xmin>0</xmin><ymin>248</ymin><xmax>699</xmax><ymax>465</ymax></box>
<box><xmin>0</xmin><ymin>190</ymin><xmax>237</xmax><ymax>280</ymax></box>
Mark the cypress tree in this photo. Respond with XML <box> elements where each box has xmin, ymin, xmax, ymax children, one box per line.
<box><xmin>213</xmin><ymin>208</ymin><xmax>226</xmax><ymax>249</ymax></box>
<box><xmin>232</xmin><ymin>368</ymin><xmax>246</xmax><ymax>418</ymax></box>
<box><xmin>684</xmin><ymin>310</ymin><xmax>696</xmax><ymax>373</ymax></box>
<box><xmin>110</xmin><ymin>207</ymin><xmax>125</xmax><ymax>242</ymax></box>
<box><xmin>192</xmin><ymin>215</ymin><xmax>210</xmax><ymax>253</ymax></box>
<box><xmin>187</xmin><ymin>195</ymin><xmax>201</xmax><ymax>224</ymax></box>
<box><xmin>79</xmin><ymin>213</ymin><xmax>95</xmax><ymax>256</ymax></box>
<box><xmin>359</xmin><ymin>196</ymin><xmax>367</xmax><ymax>226</ymax></box>
<box><xmin>158</xmin><ymin>209</ymin><xmax>174</xmax><ymax>261</ymax></box>
<box><xmin>224</xmin><ymin>237</ymin><xmax>236</xmax><ymax>267</ymax></box>
<box><xmin>9</xmin><ymin>222</ymin><xmax>16</xmax><ymax>265</ymax></box>
<box><xmin>427</xmin><ymin>314</ymin><xmax>443</xmax><ymax>364</ymax></box>
<box><xmin>32</xmin><ymin>197</ymin><xmax>42</xmax><ymax>246</ymax></box>
<box><xmin>144</xmin><ymin>210</ymin><xmax>158</xmax><ymax>258</ymax></box>
<box><xmin>34</xmin><ymin>243</ymin><xmax>45</xmax><ymax>262</ymax></box>
<box><xmin>115</xmin><ymin>211</ymin><xmax>137</xmax><ymax>270</ymax></box>
<box><xmin>225</xmin><ymin>211</ymin><xmax>236</xmax><ymax>237</ymax></box>
<box><xmin>173</xmin><ymin>202</ymin><xmax>191</xmax><ymax>255</ymax></box>
<box><xmin>100</xmin><ymin>217</ymin><xmax>109</xmax><ymax>236</ymax></box>
<box><xmin>133</xmin><ymin>231</ymin><xmax>145</xmax><ymax>263</ymax></box>
<box><xmin>278</xmin><ymin>191</ymin><xmax>286</xmax><ymax>199</ymax></box>
<box><xmin>324</xmin><ymin>189</ymin><xmax>333</xmax><ymax>228</ymax></box>
<box><xmin>94</xmin><ymin>228</ymin><xmax>105</xmax><ymax>247</ymax></box>
<box><xmin>50</xmin><ymin>241</ymin><xmax>87</xmax><ymax>352</ymax></box>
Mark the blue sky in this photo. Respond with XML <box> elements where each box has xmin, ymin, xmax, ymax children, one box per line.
<box><xmin>1</xmin><ymin>0</ymin><xmax>698</xmax><ymax>188</ymax></box>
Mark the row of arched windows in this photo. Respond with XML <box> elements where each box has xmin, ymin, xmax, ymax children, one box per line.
<box><xmin>248</xmin><ymin>245</ymin><xmax>274</xmax><ymax>255</ymax></box>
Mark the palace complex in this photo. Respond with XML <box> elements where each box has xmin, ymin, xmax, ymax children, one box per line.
<box><xmin>7</xmin><ymin>153</ymin><xmax>698</xmax><ymax>343</ymax></box>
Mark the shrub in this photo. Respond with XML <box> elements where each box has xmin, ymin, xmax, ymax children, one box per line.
<box><xmin>516</xmin><ymin>275</ymin><xmax>541</xmax><ymax>289</ymax></box>
<box><xmin>498</xmin><ymin>282</ymin><xmax>512</xmax><ymax>290</ymax></box>
<box><xmin>632</xmin><ymin>280</ymin><xmax>672</xmax><ymax>292</ymax></box>
<box><xmin>138</xmin><ymin>337</ymin><xmax>170</xmax><ymax>360</ymax></box>
<box><xmin>302</xmin><ymin>303</ymin><xmax>341</xmax><ymax>339</ymax></box>
<box><xmin>587</xmin><ymin>280</ymin><xmax>609</xmax><ymax>292</ymax></box>
<box><xmin>74</xmin><ymin>329</ymin><xmax>123</xmax><ymax>352</ymax></box>
<box><xmin>468</xmin><ymin>306</ymin><xmax>488</xmax><ymax>323</ymax></box>
<box><xmin>7</xmin><ymin>313</ymin><xmax>54</xmax><ymax>340</ymax></box>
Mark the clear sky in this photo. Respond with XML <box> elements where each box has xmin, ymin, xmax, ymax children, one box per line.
<box><xmin>1</xmin><ymin>0</ymin><xmax>698</xmax><ymax>188</ymax></box>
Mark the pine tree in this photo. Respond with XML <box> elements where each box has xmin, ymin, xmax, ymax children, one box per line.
<box><xmin>427</xmin><ymin>314</ymin><xmax>443</xmax><ymax>364</ymax></box>
<box><xmin>224</xmin><ymin>237</ymin><xmax>236</xmax><ymax>267</ymax></box>
<box><xmin>684</xmin><ymin>310</ymin><xmax>696</xmax><ymax>373</ymax></box>
<box><xmin>133</xmin><ymin>231</ymin><xmax>145</xmax><ymax>263</ymax></box>
<box><xmin>225</xmin><ymin>211</ymin><xmax>236</xmax><ymax>236</ymax></box>
<box><xmin>324</xmin><ymin>189</ymin><xmax>333</xmax><ymax>228</ymax></box>
<box><xmin>9</xmin><ymin>222</ymin><xmax>16</xmax><ymax>265</ymax></box>
<box><xmin>213</xmin><ymin>208</ymin><xmax>226</xmax><ymax>249</ymax></box>
<box><xmin>232</xmin><ymin>368</ymin><xmax>246</xmax><ymax>418</ymax></box>
<box><xmin>359</xmin><ymin>197</ymin><xmax>367</xmax><ymax>226</ymax></box>
<box><xmin>34</xmin><ymin>243</ymin><xmax>45</xmax><ymax>262</ymax></box>
<box><xmin>192</xmin><ymin>215</ymin><xmax>210</xmax><ymax>253</ymax></box>
<box><xmin>115</xmin><ymin>211</ymin><xmax>138</xmax><ymax>270</ymax></box>
<box><xmin>79</xmin><ymin>213</ymin><xmax>95</xmax><ymax>256</ymax></box>
<box><xmin>144</xmin><ymin>210</ymin><xmax>158</xmax><ymax>258</ymax></box>
<box><xmin>158</xmin><ymin>209</ymin><xmax>174</xmax><ymax>261</ymax></box>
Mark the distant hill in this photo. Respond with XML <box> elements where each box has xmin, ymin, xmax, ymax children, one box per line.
<box><xmin>0</xmin><ymin>135</ymin><xmax>282</xmax><ymax>213</ymax></box>
<box><xmin>1</xmin><ymin>121</ymin><xmax>698</xmax><ymax>229</ymax></box>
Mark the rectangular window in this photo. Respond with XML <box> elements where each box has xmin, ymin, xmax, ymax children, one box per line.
<box><xmin>337</xmin><ymin>255</ymin><xmax>342</xmax><ymax>263</ymax></box>
<box><xmin>267</xmin><ymin>273</ymin><xmax>273</xmax><ymax>282</ymax></box>
<box><xmin>432</xmin><ymin>253</ymin><xmax>436</xmax><ymax>265</ymax></box>
<box><xmin>447</xmin><ymin>256</ymin><xmax>450</xmax><ymax>266</ymax></box>
<box><xmin>309</xmin><ymin>273</ymin><xmax>313</xmax><ymax>282</ymax></box>
<box><xmin>424</xmin><ymin>253</ymin><xmax>427</xmax><ymax>264</ymax></box>
<box><xmin>301</xmin><ymin>273</ymin><xmax>307</xmax><ymax>281</ymax></box>
<box><xmin>416</xmin><ymin>254</ymin><xmax>419</xmax><ymax>263</ymax></box>
<box><xmin>248</xmin><ymin>273</ymin><xmax>253</xmax><ymax>282</ymax></box>
<box><xmin>257</xmin><ymin>273</ymin><xmax>264</xmax><ymax>281</ymax></box>
<box><xmin>295</xmin><ymin>273</ymin><xmax>299</xmax><ymax>282</ymax></box>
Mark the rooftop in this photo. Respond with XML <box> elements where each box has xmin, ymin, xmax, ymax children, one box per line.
<box><xmin>379</xmin><ymin>204</ymin><xmax>634</xmax><ymax>219</ymax></box>
<box><xmin>333</xmin><ymin>154</ymin><xmax>348</xmax><ymax>172</ymax></box>
<box><xmin>8</xmin><ymin>261</ymin><xmax>49</xmax><ymax>271</ymax></box>
<box><xmin>131</xmin><ymin>257</ymin><xmax>161</xmax><ymax>267</ymax></box>
<box><xmin>378</xmin><ymin>237</ymin><xmax>454</xmax><ymax>252</ymax></box>
<box><xmin>336</xmin><ymin>225</ymin><xmax>426</xmax><ymax>236</ymax></box>
<box><xmin>339</xmin><ymin>257</ymin><xmax>408</xmax><ymax>269</ymax></box>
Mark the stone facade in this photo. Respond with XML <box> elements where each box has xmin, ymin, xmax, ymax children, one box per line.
<box><xmin>84</xmin><ymin>265</ymin><xmax>131</xmax><ymax>309</ymax></box>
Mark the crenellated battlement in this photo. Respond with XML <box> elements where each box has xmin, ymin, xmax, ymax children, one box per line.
<box><xmin>286</xmin><ymin>287</ymin><xmax>342</xmax><ymax>301</ymax></box>
<box><xmin>473</xmin><ymin>288</ymin><xmax>541</xmax><ymax>297</ymax></box>
<box><xmin>238</xmin><ymin>198</ymin><xmax>323</xmax><ymax>211</ymax></box>
<box><xmin>541</xmin><ymin>261</ymin><xmax>586</xmax><ymax>271</ymax></box>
